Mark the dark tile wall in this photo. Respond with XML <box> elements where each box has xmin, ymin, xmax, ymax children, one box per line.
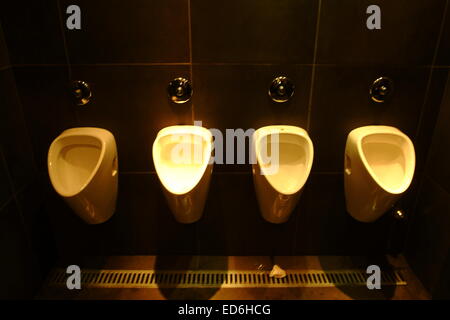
<box><xmin>0</xmin><ymin>22</ymin><xmax>56</xmax><ymax>299</ymax></box>
<box><xmin>62</xmin><ymin>0</ymin><xmax>190</xmax><ymax>64</ymax></box>
<box><xmin>405</xmin><ymin>73</ymin><xmax>450</xmax><ymax>299</ymax></box>
<box><xmin>191</xmin><ymin>0</ymin><xmax>318</xmax><ymax>63</ymax></box>
<box><xmin>0</xmin><ymin>23</ymin><xmax>9</xmax><ymax>68</ymax></box>
<box><xmin>316</xmin><ymin>0</ymin><xmax>445</xmax><ymax>66</ymax></box>
<box><xmin>0</xmin><ymin>1</ymin><xmax>66</xmax><ymax>65</ymax></box>
<box><xmin>1</xmin><ymin>1</ymin><xmax>449</xmax><ymax>262</ymax></box>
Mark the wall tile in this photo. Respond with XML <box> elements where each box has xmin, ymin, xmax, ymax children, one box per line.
<box><xmin>0</xmin><ymin>1</ymin><xmax>66</xmax><ymax>64</ymax></box>
<box><xmin>432</xmin><ymin>249</ymin><xmax>450</xmax><ymax>299</ymax></box>
<box><xmin>197</xmin><ymin>172</ymin><xmax>298</xmax><ymax>255</ymax></box>
<box><xmin>193</xmin><ymin>64</ymin><xmax>311</xmax><ymax>172</ymax></box>
<box><xmin>16</xmin><ymin>177</ymin><xmax>57</xmax><ymax>291</ymax></box>
<box><xmin>436</xmin><ymin>3</ymin><xmax>450</xmax><ymax>66</ymax></box>
<box><xmin>191</xmin><ymin>0</ymin><xmax>318</xmax><ymax>63</ymax></box>
<box><xmin>60</xmin><ymin>0</ymin><xmax>189</xmax><ymax>64</ymax></box>
<box><xmin>0</xmin><ymin>69</ymin><xmax>36</xmax><ymax>190</ymax></box>
<box><xmin>0</xmin><ymin>150</ymin><xmax>12</xmax><ymax>208</ymax></box>
<box><xmin>0</xmin><ymin>202</ymin><xmax>34</xmax><ymax>299</ymax></box>
<box><xmin>310</xmin><ymin>66</ymin><xmax>428</xmax><ymax>172</ymax></box>
<box><xmin>13</xmin><ymin>66</ymin><xmax>76</xmax><ymax>172</ymax></box>
<box><xmin>405</xmin><ymin>176</ymin><xmax>450</xmax><ymax>297</ymax></box>
<box><xmin>72</xmin><ymin>65</ymin><xmax>192</xmax><ymax>172</ymax></box>
<box><xmin>317</xmin><ymin>0</ymin><xmax>446</xmax><ymax>65</ymax></box>
<box><xmin>296</xmin><ymin>173</ymin><xmax>394</xmax><ymax>255</ymax></box>
<box><xmin>0</xmin><ymin>23</ymin><xmax>10</xmax><ymax>68</ymax></box>
<box><xmin>415</xmin><ymin>69</ymin><xmax>449</xmax><ymax>172</ymax></box>
<box><xmin>426</xmin><ymin>73</ymin><xmax>450</xmax><ymax>193</ymax></box>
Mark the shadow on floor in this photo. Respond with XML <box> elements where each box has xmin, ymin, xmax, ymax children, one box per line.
<box><xmin>318</xmin><ymin>255</ymin><xmax>397</xmax><ymax>300</ymax></box>
<box><xmin>153</xmin><ymin>255</ymin><xmax>228</xmax><ymax>300</ymax></box>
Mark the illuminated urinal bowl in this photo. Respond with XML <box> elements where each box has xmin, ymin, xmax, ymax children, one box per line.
<box><xmin>252</xmin><ymin>125</ymin><xmax>314</xmax><ymax>224</ymax></box>
<box><xmin>344</xmin><ymin>125</ymin><xmax>416</xmax><ymax>222</ymax></box>
<box><xmin>48</xmin><ymin>127</ymin><xmax>118</xmax><ymax>224</ymax></box>
<box><xmin>152</xmin><ymin>125</ymin><xmax>213</xmax><ymax>223</ymax></box>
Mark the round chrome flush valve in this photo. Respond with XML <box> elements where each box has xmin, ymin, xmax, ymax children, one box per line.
<box><xmin>71</xmin><ymin>80</ymin><xmax>92</xmax><ymax>106</ymax></box>
<box><xmin>168</xmin><ymin>77</ymin><xmax>192</xmax><ymax>103</ymax></box>
<box><xmin>370</xmin><ymin>77</ymin><xmax>393</xmax><ymax>103</ymax></box>
<box><xmin>269</xmin><ymin>76</ymin><xmax>294</xmax><ymax>103</ymax></box>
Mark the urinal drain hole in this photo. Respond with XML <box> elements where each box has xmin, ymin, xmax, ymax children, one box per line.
<box><xmin>47</xmin><ymin>268</ymin><xmax>406</xmax><ymax>288</ymax></box>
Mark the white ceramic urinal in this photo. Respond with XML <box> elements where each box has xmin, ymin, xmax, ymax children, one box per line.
<box><xmin>48</xmin><ymin>127</ymin><xmax>118</xmax><ymax>224</ymax></box>
<box><xmin>152</xmin><ymin>125</ymin><xmax>213</xmax><ymax>223</ymax></box>
<box><xmin>252</xmin><ymin>125</ymin><xmax>314</xmax><ymax>223</ymax></box>
<box><xmin>344</xmin><ymin>125</ymin><xmax>415</xmax><ymax>222</ymax></box>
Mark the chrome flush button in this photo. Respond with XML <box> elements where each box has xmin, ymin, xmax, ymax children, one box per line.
<box><xmin>168</xmin><ymin>77</ymin><xmax>192</xmax><ymax>103</ymax></box>
<box><xmin>370</xmin><ymin>77</ymin><xmax>393</xmax><ymax>103</ymax></box>
<box><xmin>71</xmin><ymin>80</ymin><xmax>92</xmax><ymax>106</ymax></box>
<box><xmin>269</xmin><ymin>76</ymin><xmax>295</xmax><ymax>103</ymax></box>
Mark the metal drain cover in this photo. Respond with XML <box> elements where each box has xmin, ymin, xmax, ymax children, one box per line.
<box><xmin>47</xmin><ymin>269</ymin><xmax>406</xmax><ymax>289</ymax></box>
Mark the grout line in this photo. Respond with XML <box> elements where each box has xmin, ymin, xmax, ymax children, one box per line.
<box><xmin>62</xmin><ymin>62</ymin><xmax>191</xmax><ymax>67</ymax></box>
<box><xmin>1</xmin><ymin>8</ymin><xmax>42</xmax><ymax>182</ymax></box>
<box><xmin>0</xmin><ymin>196</ymin><xmax>14</xmax><ymax>213</ymax></box>
<box><xmin>418</xmin><ymin>74</ymin><xmax>450</xmax><ymax>175</ymax></box>
<box><xmin>56</xmin><ymin>0</ymin><xmax>73</xmax><ymax>81</ymax></box>
<box><xmin>403</xmin><ymin>174</ymin><xmax>434</xmax><ymax>253</ymax></box>
<box><xmin>0</xmin><ymin>148</ymin><xmax>14</xmax><ymax>213</ymax></box>
<box><xmin>40</xmin><ymin>169</ymin><xmax>342</xmax><ymax>176</ymax></box>
<box><xmin>8</xmin><ymin>62</ymin><xmax>448</xmax><ymax>68</ymax></box>
<box><xmin>414</xmin><ymin>0</ymin><xmax>448</xmax><ymax>141</ymax></box>
<box><xmin>12</xmin><ymin>64</ymin><xmax>70</xmax><ymax>68</ymax></box>
<box><xmin>36</xmin><ymin>170</ymin><xmax>337</xmax><ymax>176</ymax></box>
<box><xmin>405</xmin><ymin>0</ymin><xmax>449</xmax><ymax>252</ymax></box>
<box><xmin>188</xmin><ymin>0</ymin><xmax>195</xmax><ymax>124</ymax></box>
<box><xmin>0</xmin><ymin>44</ymin><xmax>41</xmax><ymax>180</ymax></box>
<box><xmin>191</xmin><ymin>62</ymin><xmax>316</xmax><ymax>66</ymax></box>
<box><xmin>0</xmin><ymin>20</ymin><xmax>12</xmax><ymax>67</ymax></box>
<box><xmin>187</xmin><ymin>0</ymin><xmax>193</xmax><ymax>66</ymax></box>
<box><xmin>210</xmin><ymin>171</ymin><xmax>342</xmax><ymax>175</ymax></box>
<box><xmin>0</xmin><ymin>145</ymin><xmax>27</xmax><ymax>228</ymax></box>
<box><xmin>424</xmin><ymin>172</ymin><xmax>450</xmax><ymax>195</ymax></box>
<box><xmin>8</xmin><ymin>72</ymin><xmax>40</xmax><ymax>176</ymax></box>
<box><xmin>306</xmin><ymin>0</ymin><xmax>322</xmax><ymax>132</ymax></box>
<box><xmin>415</xmin><ymin>0</ymin><xmax>448</xmax><ymax>140</ymax></box>
<box><xmin>188</xmin><ymin>63</ymin><xmax>436</xmax><ymax>68</ymax></box>
<box><xmin>56</xmin><ymin>0</ymin><xmax>80</xmax><ymax>125</ymax></box>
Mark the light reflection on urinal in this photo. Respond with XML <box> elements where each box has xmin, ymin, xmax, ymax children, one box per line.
<box><xmin>252</xmin><ymin>125</ymin><xmax>314</xmax><ymax>224</ymax></box>
<box><xmin>152</xmin><ymin>125</ymin><xmax>213</xmax><ymax>223</ymax></box>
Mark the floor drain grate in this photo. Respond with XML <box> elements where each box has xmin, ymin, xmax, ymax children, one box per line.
<box><xmin>47</xmin><ymin>269</ymin><xmax>407</xmax><ymax>288</ymax></box>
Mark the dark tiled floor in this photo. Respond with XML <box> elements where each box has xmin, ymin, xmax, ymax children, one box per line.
<box><xmin>37</xmin><ymin>255</ymin><xmax>429</xmax><ymax>300</ymax></box>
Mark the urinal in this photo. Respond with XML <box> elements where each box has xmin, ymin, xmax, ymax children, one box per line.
<box><xmin>344</xmin><ymin>125</ymin><xmax>415</xmax><ymax>222</ymax></box>
<box><xmin>252</xmin><ymin>125</ymin><xmax>314</xmax><ymax>224</ymax></box>
<box><xmin>48</xmin><ymin>127</ymin><xmax>118</xmax><ymax>224</ymax></box>
<box><xmin>152</xmin><ymin>125</ymin><xmax>213</xmax><ymax>223</ymax></box>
